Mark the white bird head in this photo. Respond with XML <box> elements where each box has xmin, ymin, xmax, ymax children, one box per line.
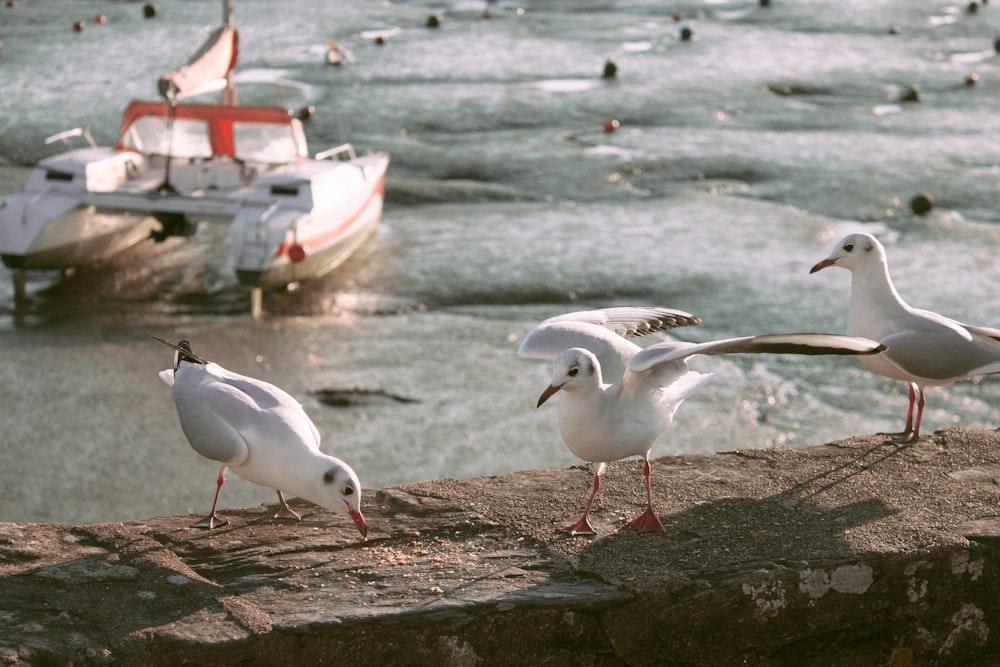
<box><xmin>313</xmin><ymin>459</ymin><xmax>368</xmax><ymax>538</ymax></box>
<box><xmin>809</xmin><ymin>233</ymin><xmax>885</xmax><ymax>274</ymax></box>
<box><xmin>537</xmin><ymin>348</ymin><xmax>601</xmax><ymax>407</ymax></box>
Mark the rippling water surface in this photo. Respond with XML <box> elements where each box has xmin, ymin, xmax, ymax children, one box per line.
<box><xmin>1</xmin><ymin>0</ymin><xmax>999</xmax><ymax>523</ymax></box>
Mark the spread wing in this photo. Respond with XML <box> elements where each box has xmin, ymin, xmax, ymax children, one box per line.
<box><xmin>620</xmin><ymin>333</ymin><xmax>886</xmax><ymax>400</ymax></box>
<box><xmin>518</xmin><ymin>307</ymin><xmax>701</xmax><ymax>384</ymax></box>
<box><xmin>628</xmin><ymin>333</ymin><xmax>887</xmax><ymax>375</ymax></box>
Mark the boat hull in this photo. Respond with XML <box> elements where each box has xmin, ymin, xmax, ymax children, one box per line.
<box><xmin>0</xmin><ymin>192</ymin><xmax>158</xmax><ymax>270</ymax></box>
<box><xmin>232</xmin><ymin>155</ymin><xmax>388</xmax><ymax>289</ymax></box>
<box><xmin>235</xmin><ymin>212</ymin><xmax>379</xmax><ymax>288</ymax></box>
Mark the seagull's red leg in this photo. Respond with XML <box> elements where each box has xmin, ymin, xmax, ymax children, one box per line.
<box><xmin>628</xmin><ymin>456</ymin><xmax>665</xmax><ymax>533</ymax></box>
<box><xmin>879</xmin><ymin>382</ymin><xmax>918</xmax><ymax>442</ymax></box>
<box><xmin>902</xmin><ymin>383</ymin><xmax>917</xmax><ymax>435</ymax></box>
<box><xmin>273</xmin><ymin>490</ymin><xmax>311</xmax><ymax>520</ymax></box>
<box><xmin>560</xmin><ymin>464</ymin><xmax>604</xmax><ymax>536</ymax></box>
<box><xmin>193</xmin><ymin>465</ymin><xmax>230</xmax><ymax>529</ymax></box>
<box><xmin>896</xmin><ymin>386</ymin><xmax>926</xmax><ymax>445</ymax></box>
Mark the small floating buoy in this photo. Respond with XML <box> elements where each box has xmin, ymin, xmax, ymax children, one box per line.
<box><xmin>602</xmin><ymin>119</ymin><xmax>620</xmax><ymax>133</ymax></box>
<box><xmin>426</xmin><ymin>13</ymin><xmax>443</xmax><ymax>28</ymax></box>
<box><xmin>602</xmin><ymin>58</ymin><xmax>618</xmax><ymax>79</ymax></box>
<box><xmin>887</xmin><ymin>25</ymin><xmax>900</xmax><ymax>35</ymax></box>
<box><xmin>143</xmin><ymin>3</ymin><xmax>158</xmax><ymax>19</ymax></box>
<box><xmin>910</xmin><ymin>192</ymin><xmax>934</xmax><ymax>216</ymax></box>
<box><xmin>374</xmin><ymin>34</ymin><xmax>388</xmax><ymax>45</ymax></box>
<box><xmin>680</xmin><ymin>26</ymin><xmax>693</xmax><ymax>42</ymax></box>
<box><xmin>968</xmin><ymin>1</ymin><xmax>979</xmax><ymax>13</ymax></box>
<box><xmin>901</xmin><ymin>85</ymin><xmax>920</xmax><ymax>103</ymax></box>
<box><xmin>72</xmin><ymin>20</ymin><xmax>85</xmax><ymax>32</ymax></box>
<box><xmin>671</xmin><ymin>12</ymin><xmax>683</xmax><ymax>21</ymax></box>
<box><xmin>296</xmin><ymin>105</ymin><xmax>316</xmax><ymax>121</ymax></box>
<box><xmin>93</xmin><ymin>14</ymin><xmax>106</xmax><ymax>24</ymax></box>
<box><xmin>965</xmin><ymin>73</ymin><xmax>979</xmax><ymax>86</ymax></box>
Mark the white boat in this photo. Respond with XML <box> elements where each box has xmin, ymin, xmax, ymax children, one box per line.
<box><xmin>0</xmin><ymin>0</ymin><xmax>388</xmax><ymax>313</ymax></box>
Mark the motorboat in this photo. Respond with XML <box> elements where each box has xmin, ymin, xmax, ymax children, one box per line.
<box><xmin>0</xmin><ymin>0</ymin><xmax>388</xmax><ymax>315</ymax></box>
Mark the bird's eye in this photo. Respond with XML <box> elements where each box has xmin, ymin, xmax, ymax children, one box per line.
<box><xmin>323</xmin><ymin>470</ymin><xmax>335</xmax><ymax>484</ymax></box>
<box><xmin>568</xmin><ymin>367</ymin><xmax>579</xmax><ymax>377</ymax></box>
<box><xmin>844</xmin><ymin>242</ymin><xmax>854</xmax><ymax>252</ymax></box>
<box><xmin>343</xmin><ymin>485</ymin><xmax>354</xmax><ymax>496</ymax></box>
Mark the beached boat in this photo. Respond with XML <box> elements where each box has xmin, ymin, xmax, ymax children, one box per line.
<box><xmin>0</xmin><ymin>0</ymin><xmax>388</xmax><ymax>314</ymax></box>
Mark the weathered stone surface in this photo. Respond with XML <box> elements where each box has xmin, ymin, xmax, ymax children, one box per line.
<box><xmin>3</xmin><ymin>428</ymin><xmax>1000</xmax><ymax>665</ymax></box>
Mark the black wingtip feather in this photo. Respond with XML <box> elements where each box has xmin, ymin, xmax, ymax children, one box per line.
<box><xmin>754</xmin><ymin>341</ymin><xmax>887</xmax><ymax>356</ymax></box>
<box><xmin>622</xmin><ymin>312</ymin><xmax>702</xmax><ymax>339</ymax></box>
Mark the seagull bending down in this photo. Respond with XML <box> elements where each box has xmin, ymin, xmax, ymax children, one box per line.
<box><xmin>810</xmin><ymin>233</ymin><xmax>1000</xmax><ymax>443</ymax></box>
<box><xmin>518</xmin><ymin>307</ymin><xmax>887</xmax><ymax>535</ymax></box>
<box><xmin>150</xmin><ymin>334</ymin><xmax>367</xmax><ymax>537</ymax></box>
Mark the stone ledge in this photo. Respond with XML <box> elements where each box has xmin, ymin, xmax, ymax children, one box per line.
<box><xmin>3</xmin><ymin>428</ymin><xmax>1000</xmax><ymax>665</ymax></box>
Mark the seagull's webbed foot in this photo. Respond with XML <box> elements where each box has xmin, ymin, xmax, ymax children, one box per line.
<box><xmin>628</xmin><ymin>507</ymin><xmax>665</xmax><ymax>533</ymax></box>
<box><xmin>559</xmin><ymin>515</ymin><xmax>598</xmax><ymax>536</ymax></box>
<box><xmin>274</xmin><ymin>491</ymin><xmax>312</xmax><ymax>521</ymax></box>
<box><xmin>877</xmin><ymin>429</ymin><xmax>919</xmax><ymax>447</ymax></box>
<box><xmin>273</xmin><ymin>506</ymin><xmax>311</xmax><ymax>521</ymax></box>
<box><xmin>193</xmin><ymin>513</ymin><xmax>229</xmax><ymax>530</ymax></box>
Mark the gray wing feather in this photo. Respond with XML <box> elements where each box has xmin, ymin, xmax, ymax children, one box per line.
<box><xmin>963</xmin><ymin>323</ymin><xmax>1000</xmax><ymax>344</ymax></box>
<box><xmin>206</xmin><ymin>363</ymin><xmax>322</xmax><ymax>448</ymax></box>
<box><xmin>172</xmin><ymin>380</ymin><xmax>253</xmax><ymax>465</ymax></box>
<box><xmin>171</xmin><ymin>362</ymin><xmax>321</xmax><ymax>465</ymax></box>
<box><xmin>882</xmin><ymin>328</ymin><xmax>1000</xmax><ymax>381</ymax></box>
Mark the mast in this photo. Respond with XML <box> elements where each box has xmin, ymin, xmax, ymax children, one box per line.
<box><xmin>223</xmin><ymin>0</ymin><xmax>238</xmax><ymax>105</ymax></box>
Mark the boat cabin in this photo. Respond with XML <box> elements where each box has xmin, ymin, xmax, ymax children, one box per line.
<box><xmin>115</xmin><ymin>101</ymin><xmax>309</xmax><ymax>164</ymax></box>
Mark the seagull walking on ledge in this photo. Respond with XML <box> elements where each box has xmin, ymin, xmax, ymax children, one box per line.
<box><xmin>810</xmin><ymin>232</ymin><xmax>1000</xmax><ymax>444</ymax></box>
<box><xmin>149</xmin><ymin>334</ymin><xmax>367</xmax><ymax>537</ymax></box>
<box><xmin>518</xmin><ymin>307</ymin><xmax>887</xmax><ymax>536</ymax></box>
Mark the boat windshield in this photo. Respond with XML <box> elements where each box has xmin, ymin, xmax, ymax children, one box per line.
<box><xmin>119</xmin><ymin>114</ymin><xmax>301</xmax><ymax>163</ymax></box>
<box><xmin>232</xmin><ymin>122</ymin><xmax>300</xmax><ymax>163</ymax></box>
<box><xmin>120</xmin><ymin>117</ymin><xmax>214</xmax><ymax>159</ymax></box>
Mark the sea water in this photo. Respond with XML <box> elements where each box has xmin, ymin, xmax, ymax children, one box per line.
<box><xmin>1</xmin><ymin>0</ymin><xmax>998</xmax><ymax>523</ymax></box>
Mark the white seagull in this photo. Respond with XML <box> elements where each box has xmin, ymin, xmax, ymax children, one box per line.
<box><xmin>810</xmin><ymin>232</ymin><xmax>1000</xmax><ymax>443</ymax></box>
<box><xmin>518</xmin><ymin>307</ymin><xmax>887</xmax><ymax>535</ymax></box>
<box><xmin>150</xmin><ymin>334</ymin><xmax>367</xmax><ymax>537</ymax></box>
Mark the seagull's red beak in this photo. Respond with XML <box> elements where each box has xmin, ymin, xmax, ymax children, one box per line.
<box><xmin>348</xmin><ymin>504</ymin><xmax>368</xmax><ymax>539</ymax></box>
<box><xmin>809</xmin><ymin>258</ymin><xmax>837</xmax><ymax>274</ymax></box>
<box><xmin>537</xmin><ymin>383</ymin><xmax>563</xmax><ymax>407</ymax></box>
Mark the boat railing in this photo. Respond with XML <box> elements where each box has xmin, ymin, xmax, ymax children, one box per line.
<box><xmin>44</xmin><ymin>127</ymin><xmax>98</xmax><ymax>152</ymax></box>
<box><xmin>314</xmin><ymin>143</ymin><xmax>357</xmax><ymax>162</ymax></box>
